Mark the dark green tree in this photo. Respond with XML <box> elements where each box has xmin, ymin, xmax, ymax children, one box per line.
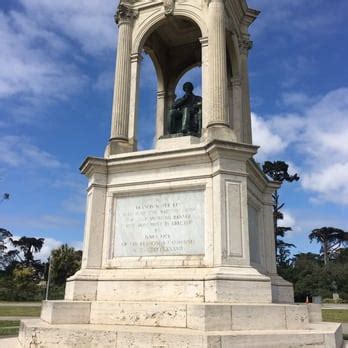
<box><xmin>10</xmin><ymin>237</ymin><xmax>44</xmax><ymax>266</ymax></box>
<box><xmin>262</xmin><ymin>161</ymin><xmax>299</xmax><ymax>264</ymax></box>
<box><xmin>0</xmin><ymin>228</ymin><xmax>19</xmax><ymax>270</ymax></box>
<box><xmin>50</xmin><ymin>244</ymin><xmax>82</xmax><ymax>286</ymax></box>
<box><xmin>309</xmin><ymin>227</ymin><xmax>347</xmax><ymax>264</ymax></box>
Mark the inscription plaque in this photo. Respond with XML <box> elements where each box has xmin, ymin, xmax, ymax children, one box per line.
<box><xmin>114</xmin><ymin>190</ymin><xmax>204</xmax><ymax>257</ymax></box>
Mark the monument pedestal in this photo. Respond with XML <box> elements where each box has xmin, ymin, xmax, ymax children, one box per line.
<box><xmin>18</xmin><ymin>140</ymin><xmax>343</xmax><ymax>347</ymax></box>
<box><xmin>19</xmin><ymin>305</ymin><xmax>342</xmax><ymax>347</ymax></box>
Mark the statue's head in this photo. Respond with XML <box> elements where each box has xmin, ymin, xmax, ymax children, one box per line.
<box><xmin>183</xmin><ymin>82</ymin><xmax>194</xmax><ymax>93</ymax></box>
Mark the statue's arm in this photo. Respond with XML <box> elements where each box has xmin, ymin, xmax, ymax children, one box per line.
<box><xmin>173</xmin><ymin>95</ymin><xmax>188</xmax><ymax>109</ymax></box>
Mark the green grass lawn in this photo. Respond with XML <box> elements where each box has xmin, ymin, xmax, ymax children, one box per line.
<box><xmin>322</xmin><ymin>309</ymin><xmax>348</xmax><ymax>323</ymax></box>
<box><xmin>0</xmin><ymin>320</ymin><xmax>20</xmax><ymax>337</ymax></box>
<box><xmin>0</xmin><ymin>306</ymin><xmax>41</xmax><ymax>317</ymax></box>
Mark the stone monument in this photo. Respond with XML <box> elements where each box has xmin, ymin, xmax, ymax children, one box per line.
<box><xmin>18</xmin><ymin>0</ymin><xmax>343</xmax><ymax>347</ymax></box>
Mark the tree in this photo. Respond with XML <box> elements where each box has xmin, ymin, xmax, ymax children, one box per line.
<box><xmin>50</xmin><ymin>244</ymin><xmax>82</xmax><ymax>286</ymax></box>
<box><xmin>10</xmin><ymin>237</ymin><xmax>44</xmax><ymax>266</ymax></box>
<box><xmin>0</xmin><ymin>228</ymin><xmax>20</xmax><ymax>271</ymax></box>
<box><xmin>309</xmin><ymin>227</ymin><xmax>347</xmax><ymax>264</ymax></box>
<box><xmin>262</xmin><ymin>161</ymin><xmax>299</xmax><ymax>264</ymax></box>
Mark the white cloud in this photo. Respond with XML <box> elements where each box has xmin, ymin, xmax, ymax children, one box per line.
<box><xmin>36</xmin><ymin>237</ymin><xmax>62</xmax><ymax>261</ymax></box>
<box><xmin>251</xmin><ymin>113</ymin><xmax>287</xmax><ymax>161</ymax></box>
<box><xmin>0</xmin><ymin>0</ymin><xmax>118</xmax><ymax>123</ymax></box>
<box><xmin>248</xmin><ymin>0</ymin><xmax>348</xmax><ymax>39</ymax></box>
<box><xmin>18</xmin><ymin>0</ymin><xmax>117</xmax><ymax>56</ymax></box>
<box><xmin>302</xmin><ymin>163</ymin><xmax>348</xmax><ymax>205</ymax></box>
<box><xmin>279</xmin><ymin>210</ymin><xmax>297</xmax><ymax>231</ymax></box>
<box><xmin>281</xmin><ymin>92</ymin><xmax>319</xmax><ymax>109</ymax></box>
<box><xmin>252</xmin><ymin>88</ymin><xmax>348</xmax><ymax>205</ymax></box>
<box><xmin>37</xmin><ymin>238</ymin><xmax>83</xmax><ymax>261</ymax></box>
<box><xmin>0</xmin><ymin>135</ymin><xmax>62</xmax><ymax>169</ymax></box>
<box><xmin>0</xmin><ymin>11</ymin><xmax>85</xmax><ymax>101</ymax></box>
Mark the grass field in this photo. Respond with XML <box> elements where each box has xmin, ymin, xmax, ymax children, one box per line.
<box><xmin>0</xmin><ymin>306</ymin><xmax>41</xmax><ymax>317</ymax></box>
<box><xmin>0</xmin><ymin>320</ymin><xmax>20</xmax><ymax>337</ymax></box>
<box><xmin>322</xmin><ymin>309</ymin><xmax>348</xmax><ymax>323</ymax></box>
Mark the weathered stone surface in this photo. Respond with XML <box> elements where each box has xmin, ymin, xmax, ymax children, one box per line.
<box><xmin>114</xmin><ymin>190</ymin><xmax>205</xmax><ymax>257</ymax></box>
<box><xmin>41</xmin><ymin>301</ymin><xmax>91</xmax><ymax>324</ymax></box>
<box><xmin>90</xmin><ymin>302</ymin><xmax>187</xmax><ymax>327</ymax></box>
<box><xmin>18</xmin><ymin>319</ymin><xmax>343</xmax><ymax>348</ymax></box>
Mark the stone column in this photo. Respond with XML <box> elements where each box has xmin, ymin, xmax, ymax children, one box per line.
<box><xmin>207</xmin><ymin>0</ymin><xmax>229</xmax><ymax>128</ymax></box>
<box><xmin>200</xmin><ymin>37</ymin><xmax>209</xmax><ymax>128</ymax></box>
<box><xmin>108</xmin><ymin>4</ymin><xmax>137</xmax><ymax>155</ymax></box>
<box><xmin>128</xmin><ymin>53</ymin><xmax>143</xmax><ymax>150</ymax></box>
<box><xmin>239</xmin><ymin>37</ymin><xmax>253</xmax><ymax>144</ymax></box>
<box><xmin>156</xmin><ymin>90</ymin><xmax>166</xmax><ymax>138</ymax></box>
<box><xmin>231</xmin><ymin>78</ymin><xmax>243</xmax><ymax>141</ymax></box>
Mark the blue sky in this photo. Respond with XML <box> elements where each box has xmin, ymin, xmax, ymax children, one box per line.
<box><xmin>0</xmin><ymin>0</ymin><xmax>347</xmax><ymax>260</ymax></box>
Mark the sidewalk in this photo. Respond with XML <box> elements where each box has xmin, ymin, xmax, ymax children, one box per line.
<box><xmin>0</xmin><ymin>337</ymin><xmax>20</xmax><ymax>347</ymax></box>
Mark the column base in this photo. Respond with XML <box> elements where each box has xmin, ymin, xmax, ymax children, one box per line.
<box><xmin>203</xmin><ymin>125</ymin><xmax>237</xmax><ymax>143</ymax></box>
<box><xmin>104</xmin><ymin>138</ymin><xmax>135</xmax><ymax>156</ymax></box>
<box><xmin>270</xmin><ymin>274</ymin><xmax>295</xmax><ymax>304</ymax></box>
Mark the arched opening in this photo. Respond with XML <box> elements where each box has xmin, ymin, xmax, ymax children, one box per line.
<box><xmin>137</xmin><ymin>15</ymin><xmax>203</xmax><ymax>144</ymax></box>
<box><xmin>137</xmin><ymin>54</ymin><xmax>157</xmax><ymax>150</ymax></box>
<box><xmin>175</xmin><ymin>66</ymin><xmax>202</xmax><ymax>97</ymax></box>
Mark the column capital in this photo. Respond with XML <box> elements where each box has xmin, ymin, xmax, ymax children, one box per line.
<box><xmin>239</xmin><ymin>38</ymin><xmax>253</xmax><ymax>55</ymax></box>
<box><xmin>115</xmin><ymin>3</ymin><xmax>138</xmax><ymax>25</ymax></box>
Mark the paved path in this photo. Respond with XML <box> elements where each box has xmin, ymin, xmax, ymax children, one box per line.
<box><xmin>0</xmin><ymin>337</ymin><xmax>20</xmax><ymax>347</ymax></box>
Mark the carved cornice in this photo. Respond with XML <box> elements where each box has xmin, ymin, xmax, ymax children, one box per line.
<box><xmin>163</xmin><ymin>0</ymin><xmax>175</xmax><ymax>16</ymax></box>
<box><xmin>115</xmin><ymin>3</ymin><xmax>138</xmax><ymax>25</ymax></box>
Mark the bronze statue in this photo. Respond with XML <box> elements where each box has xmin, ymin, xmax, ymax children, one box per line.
<box><xmin>167</xmin><ymin>82</ymin><xmax>202</xmax><ymax>136</ymax></box>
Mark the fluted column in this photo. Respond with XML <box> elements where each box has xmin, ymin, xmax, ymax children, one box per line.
<box><xmin>207</xmin><ymin>0</ymin><xmax>229</xmax><ymax>128</ymax></box>
<box><xmin>108</xmin><ymin>4</ymin><xmax>137</xmax><ymax>155</ymax></box>
<box><xmin>128</xmin><ymin>53</ymin><xmax>143</xmax><ymax>149</ymax></box>
<box><xmin>239</xmin><ymin>37</ymin><xmax>253</xmax><ymax>144</ymax></box>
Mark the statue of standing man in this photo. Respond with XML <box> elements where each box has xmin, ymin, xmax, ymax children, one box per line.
<box><xmin>167</xmin><ymin>82</ymin><xmax>202</xmax><ymax>136</ymax></box>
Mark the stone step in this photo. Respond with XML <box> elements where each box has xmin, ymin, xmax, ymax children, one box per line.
<box><xmin>19</xmin><ymin>319</ymin><xmax>343</xmax><ymax>348</ymax></box>
<box><xmin>41</xmin><ymin>301</ymin><xmax>317</xmax><ymax>331</ymax></box>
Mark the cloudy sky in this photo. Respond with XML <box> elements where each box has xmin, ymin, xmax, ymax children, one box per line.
<box><xmin>0</xmin><ymin>0</ymin><xmax>347</xmax><ymax>260</ymax></box>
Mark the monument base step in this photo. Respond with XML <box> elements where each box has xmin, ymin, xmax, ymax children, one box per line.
<box><xmin>18</xmin><ymin>319</ymin><xmax>343</xmax><ymax>348</ymax></box>
<box><xmin>41</xmin><ymin>300</ymin><xmax>318</xmax><ymax>331</ymax></box>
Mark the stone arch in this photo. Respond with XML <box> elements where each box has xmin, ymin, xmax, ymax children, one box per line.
<box><xmin>133</xmin><ymin>9</ymin><xmax>207</xmax><ymax>54</ymax></box>
<box><xmin>132</xmin><ymin>11</ymin><xmax>204</xmax><ymax>140</ymax></box>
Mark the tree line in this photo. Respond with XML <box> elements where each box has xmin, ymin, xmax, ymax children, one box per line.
<box><xmin>0</xmin><ymin>228</ymin><xmax>81</xmax><ymax>301</ymax></box>
<box><xmin>263</xmin><ymin>161</ymin><xmax>348</xmax><ymax>302</ymax></box>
